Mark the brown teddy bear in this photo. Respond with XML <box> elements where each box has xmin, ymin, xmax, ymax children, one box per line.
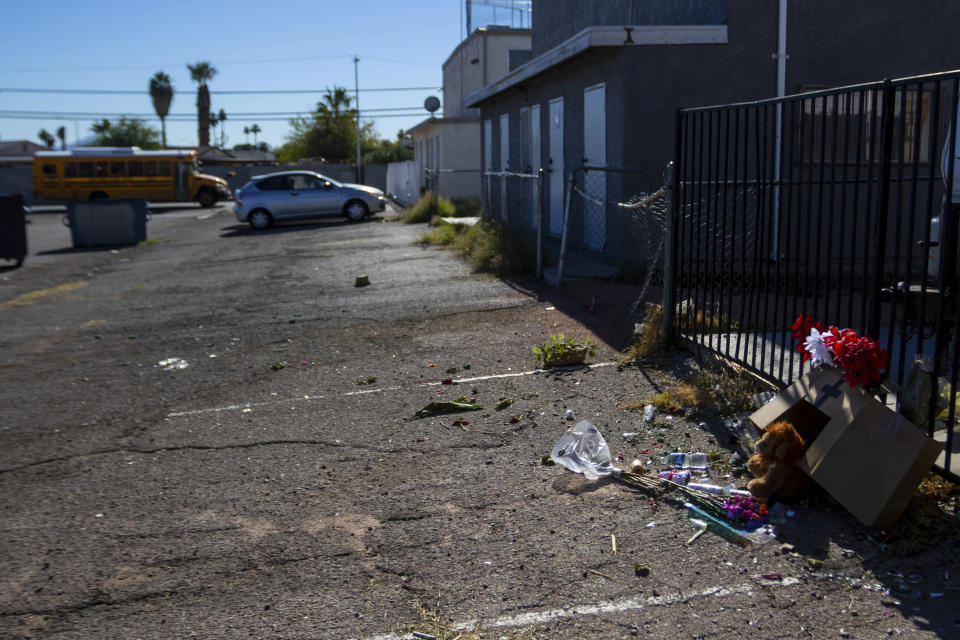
<box><xmin>747</xmin><ymin>420</ymin><xmax>811</xmax><ymax>503</ymax></box>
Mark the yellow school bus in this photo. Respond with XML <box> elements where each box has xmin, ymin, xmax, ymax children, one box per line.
<box><xmin>32</xmin><ymin>147</ymin><xmax>231</xmax><ymax>207</ymax></box>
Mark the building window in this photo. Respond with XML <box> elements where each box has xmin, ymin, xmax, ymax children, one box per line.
<box><xmin>42</xmin><ymin>164</ymin><xmax>56</xmax><ymax>175</ymax></box>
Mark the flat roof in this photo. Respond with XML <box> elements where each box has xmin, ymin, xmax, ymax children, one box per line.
<box><xmin>464</xmin><ymin>24</ymin><xmax>728</xmax><ymax>107</ymax></box>
<box><xmin>34</xmin><ymin>147</ymin><xmax>196</xmax><ymax>159</ymax></box>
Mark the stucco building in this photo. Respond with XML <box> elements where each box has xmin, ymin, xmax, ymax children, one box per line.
<box><xmin>408</xmin><ymin>25</ymin><xmax>531</xmax><ymax>201</ymax></box>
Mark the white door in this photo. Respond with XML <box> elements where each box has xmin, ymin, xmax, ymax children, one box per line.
<box><xmin>529</xmin><ymin>104</ymin><xmax>541</xmax><ymax>229</ymax></box>
<box><xmin>483</xmin><ymin>119</ymin><xmax>492</xmax><ymax>212</ymax></box>
<box><xmin>548</xmin><ymin>97</ymin><xmax>564</xmax><ymax>236</ymax></box>
<box><xmin>583</xmin><ymin>83</ymin><xmax>606</xmax><ymax>251</ymax></box>
<box><xmin>499</xmin><ymin>113</ymin><xmax>510</xmax><ymax>220</ymax></box>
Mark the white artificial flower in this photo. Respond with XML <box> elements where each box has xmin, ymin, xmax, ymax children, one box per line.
<box><xmin>804</xmin><ymin>327</ymin><xmax>834</xmax><ymax>367</ymax></box>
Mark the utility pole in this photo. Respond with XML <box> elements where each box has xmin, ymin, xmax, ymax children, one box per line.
<box><xmin>354</xmin><ymin>55</ymin><xmax>362</xmax><ymax>184</ymax></box>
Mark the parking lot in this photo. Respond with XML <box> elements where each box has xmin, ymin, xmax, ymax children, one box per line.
<box><xmin>1</xmin><ymin>206</ymin><xmax>958</xmax><ymax>639</ymax></box>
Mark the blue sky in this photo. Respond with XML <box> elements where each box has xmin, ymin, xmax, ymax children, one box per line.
<box><xmin>0</xmin><ymin>0</ymin><xmax>530</xmax><ymax>149</ymax></box>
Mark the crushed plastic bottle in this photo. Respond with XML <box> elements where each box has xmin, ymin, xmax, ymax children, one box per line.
<box><xmin>687</xmin><ymin>482</ymin><xmax>752</xmax><ymax>497</ymax></box>
<box><xmin>661</xmin><ymin>452</ymin><xmax>708</xmax><ymax>469</ymax></box>
<box><xmin>643</xmin><ymin>405</ymin><xmax>655</xmax><ymax>421</ymax></box>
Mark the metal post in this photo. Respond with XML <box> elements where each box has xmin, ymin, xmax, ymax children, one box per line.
<box><xmin>431</xmin><ymin>169</ymin><xmax>438</xmax><ymax>212</ymax></box>
<box><xmin>354</xmin><ymin>55</ymin><xmax>362</xmax><ymax>184</ymax></box>
<box><xmin>556</xmin><ymin>170</ymin><xmax>575</xmax><ymax>286</ymax></box>
<box><xmin>662</xmin><ymin>161</ymin><xmax>676</xmax><ymax>342</ymax></box>
<box><xmin>536</xmin><ymin>167</ymin><xmax>544</xmax><ymax>280</ymax></box>
<box><xmin>868</xmin><ymin>79</ymin><xmax>895</xmax><ymax>339</ymax></box>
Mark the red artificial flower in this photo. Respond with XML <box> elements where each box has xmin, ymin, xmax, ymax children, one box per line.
<box><xmin>792</xmin><ymin>314</ymin><xmax>824</xmax><ymax>361</ymax></box>
<box><xmin>824</xmin><ymin>327</ymin><xmax>889</xmax><ymax>387</ymax></box>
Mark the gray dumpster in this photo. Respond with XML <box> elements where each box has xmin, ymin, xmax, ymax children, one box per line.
<box><xmin>0</xmin><ymin>193</ymin><xmax>28</xmax><ymax>267</ymax></box>
<box><xmin>65</xmin><ymin>199</ymin><xmax>148</xmax><ymax>247</ymax></box>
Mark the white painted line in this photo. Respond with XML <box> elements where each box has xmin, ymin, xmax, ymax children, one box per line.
<box><xmin>166</xmin><ymin>362</ymin><xmax>618</xmax><ymax>418</ymax></box>
<box><xmin>359</xmin><ymin>577</ymin><xmax>801</xmax><ymax>639</ymax></box>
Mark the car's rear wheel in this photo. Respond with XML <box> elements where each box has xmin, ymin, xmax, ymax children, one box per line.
<box><xmin>248</xmin><ymin>209</ymin><xmax>273</xmax><ymax>231</ymax></box>
<box><xmin>197</xmin><ymin>188</ymin><xmax>217</xmax><ymax>208</ymax></box>
<box><xmin>344</xmin><ymin>199</ymin><xmax>368</xmax><ymax>221</ymax></box>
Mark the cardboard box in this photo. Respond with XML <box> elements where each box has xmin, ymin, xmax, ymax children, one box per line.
<box><xmin>749</xmin><ymin>367</ymin><xmax>943</xmax><ymax>529</ymax></box>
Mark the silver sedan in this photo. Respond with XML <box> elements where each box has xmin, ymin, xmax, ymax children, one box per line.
<box><xmin>233</xmin><ymin>171</ymin><xmax>386</xmax><ymax>230</ymax></box>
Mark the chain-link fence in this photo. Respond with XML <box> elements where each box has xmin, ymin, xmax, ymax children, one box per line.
<box><xmin>482</xmin><ymin>169</ymin><xmax>545</xmax><ymax>277</ymax></box>
<box><xmin>557</xmin><ymin>166</ymin><xmax>666</xmax><ymax>314</ymax></box>
<box><xmin>423</xmin><ymin>168</ymin><xmax>483</xmax><ymax>206</ymax></box>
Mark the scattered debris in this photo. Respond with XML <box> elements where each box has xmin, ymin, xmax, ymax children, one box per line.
<box><xmin>270</xmin><ymin>361</ymin><xmax>287</xmax><ymax>371</ymax></box>
<box><xmin>415</xmin><ymin>397</ymin><xmax>483</xmax><ymax>418</ymax></box>
<box><xmin>686</xmin><ymin>519</ymin><xmax>708</xmax><ymax>546</ymax></box>
<box><xmin>354</xmin><ymin>274</ymin><xmax>370</xmax><ymax>287</ymax></box>
<box><xmin>157</xmin><ymin>357</ymin><xmax>188</xmax><ymax>371</ymax></box>
<box><xmin>496</xmin><ymin>398</ymin><xmax>514</xmax><ymax>410</ymax></box>
<box><xmin>356</xmin><ymin>375</ymin><xmax>377</xmax><ymax>385</ymax></box>
<box><xmin>634</xmin><ymin>563</ymin><xmax>651</xmax><ymax>577</ymax></box>
<box><xmin>587</xmin><ymin>568</ymin><xmax>616</xmax><ymax>580</ymax></box>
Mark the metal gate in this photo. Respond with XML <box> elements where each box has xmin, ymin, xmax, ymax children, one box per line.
<box><xmin>670</xmin><ymin>71</ymin><xmax>960</xmax><ymax>480</ymax></box>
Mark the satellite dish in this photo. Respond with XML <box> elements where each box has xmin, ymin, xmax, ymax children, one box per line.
<box><xmin>424</xmin><ymin>96</ymin><xmax>441</xmax><ymax>114</ymax></box>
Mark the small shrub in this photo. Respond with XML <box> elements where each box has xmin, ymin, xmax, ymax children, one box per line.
<box><xmin>417</xmin><ymin>222</ymin><xmax>459</xmax><ymax>246</ymax></box>
<box><xmin>403</xmin><ymin>192</ymin><xmax>456</xmax><ymax>224</ymax></box>
<box><xmin>415</xmin><ymin>217</ymin><xmax>532</xmax><ymax>276</ymax></box>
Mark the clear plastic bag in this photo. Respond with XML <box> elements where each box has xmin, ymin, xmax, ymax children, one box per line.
<box><xmin>550</xmin><ymin>420</ymin><xmax>615</xmax><ymax>479</ymax></box>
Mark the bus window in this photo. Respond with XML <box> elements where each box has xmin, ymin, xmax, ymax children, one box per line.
<box><xmin>157</xmin><ymin>161</ymin><xmax>171</xmax><ymax>176</ymax></box>
<box><xmin>128</xmin><ymin>161</ymin><xmax>143</xmax><ymax>177</ymax></box>
<box><xmin>42</xmin><ymin>164</ymin><xmax>57</xmax><ymax>175</ymax></box>
<box><xmin>94</xmin><ymin>162</ymin><xmax>107</xmax><ymax>177</ymax></box>
<box><xmin>79</xmin><ymin>162</ymin><xmax>94</xmax><ymax>178</ymax></box>
<box><xmin>110</xmin><ymin>162</ymin><xmax>125</xmax><ymax>177</ymax></box>
<box><xmin>65</xmin><ymin>162</ymin><xmax>77</xmax><ymax>177</ymax></box>
<box><xmin>144</xmin><ymin>161</ymin><xmax>157</xmax><ymax>177</ymax></box>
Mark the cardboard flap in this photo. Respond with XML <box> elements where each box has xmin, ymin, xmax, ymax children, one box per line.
<box><xmin>750</xmin><ymin>366</ymin><xmax>851</xmax><ymax>432</ymax></box>
<box><xmin>799</xmin><ymin>392</ymin><xmax>944</xmax><ymax>529</ymax></box>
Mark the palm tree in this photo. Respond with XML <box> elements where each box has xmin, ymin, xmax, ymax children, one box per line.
<box><xmin>148</xmin><ymin>71</ymin><xmax>174</xmax><ymax>148</ymax></box>
<box><xmin>187</xmin><ymin>61</ymin><xmax>217</xmax><ymax>146</ymax></box>
<box><xmin>209</xmin><ymin>111</ymin><xmax>219</xmax><ymax>147</ymax></box>
<box><xmin>243</xmin><ymin>126</ymin><xmax>250</xmax><ymax>145</ymax></box>
<box><xmin>38</xmin><ymin>129</ymin><xmax>55</xmax><ymax>149</ymax></box>
<box><xmin>318</xmin><ymin>87</ymin><xmax>352</xmax><ymax>116</ymax></box>
<box><xmin>250</xmin><ymin>123</ymin><xmax>261</xmax><ymax>146</ymax></box>
<box><xmin>217</xmin><ymin>109</ymin><xmax>227</xmax><ymax>147</ymax></box>
<box><xmin>91</xmin><ymin>119</ymin><xmax>111</xmax><ymax>136</ymax></box>
<box><xmin>56</xmin><ymin>126</ymin><xmax>67</xmax><ymax>150</ymax></box>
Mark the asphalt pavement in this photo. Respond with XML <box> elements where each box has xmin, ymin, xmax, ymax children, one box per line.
<box><xmin>1</xmin><ymin>206</ymin><xmax>958</xmax><ymax>639</ymax></box>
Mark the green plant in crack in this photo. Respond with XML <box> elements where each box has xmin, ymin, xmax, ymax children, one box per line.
<box><xmin>532</xmin><ymin>334</ymin><xmax>596</xmax><ymax>368</ymax></box>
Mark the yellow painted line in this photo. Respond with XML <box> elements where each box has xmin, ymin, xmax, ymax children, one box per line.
<box><xmin>0</xmin><ymin>281</ymin><xmax>88</xmax><ymax>312</ymax></box>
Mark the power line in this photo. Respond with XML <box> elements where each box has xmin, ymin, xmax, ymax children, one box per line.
<box><xmin>0</xmin><ymin>107</ymin><xmax>430</xmax><ymax>117</ymax></box>
<box><xmin>0</xmin><ymin>113</ymin><xmax>436</xmax><ymax>122</ymax></box>
<box><xmin>0</xmin><ymin>53</ymin><xmax>440</xmax><ymax>73</ymax></box>
<box><xmin>0</xmin><ymin>86</ymin><xmax>439</xmax><ymax>95</ymax></box>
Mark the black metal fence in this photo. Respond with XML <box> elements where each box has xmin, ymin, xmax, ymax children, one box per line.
<box><xmin>670</xmin><ymin>70</ymin><xmax>960</xmax><ymax>480</ymax></box>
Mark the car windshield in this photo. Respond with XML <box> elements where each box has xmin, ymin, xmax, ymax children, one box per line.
<box><xmin>315</xmin><ymin>173</ymin><xmax>343</xmax><ymax>188</ymax></box>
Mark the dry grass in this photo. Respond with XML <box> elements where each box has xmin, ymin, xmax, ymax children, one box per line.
<box><xmin>677</xmin><ymin>310</ymin><xmax>739</xmax><ymax>334</ymax></box>
<box><xmin>620</xmin><ymin>303</ymin><xmax>664</xmax><ymax>364</ymax></box>
<box><xmin>618</xmin><ymin>365</ymin><xmax>760</xmax><ymax>416</ymax></box>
